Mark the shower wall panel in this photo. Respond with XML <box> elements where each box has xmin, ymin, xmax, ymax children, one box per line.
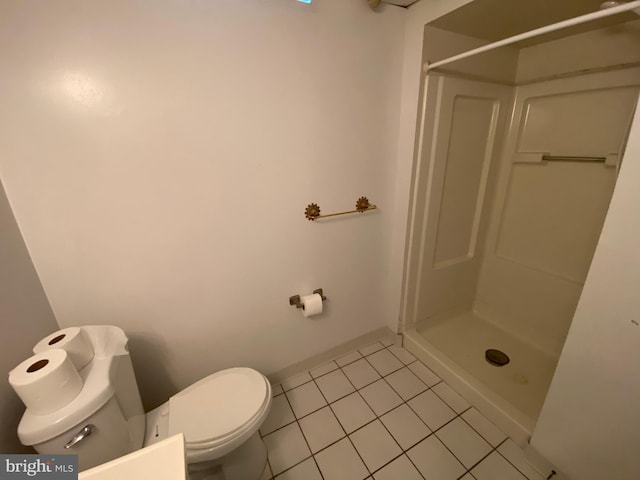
<box><xmin>410</xmin><ymin>75</ymin><xmax>511</xmax><ymax>325</ymax></box>
<box><xmin>475</xmin><ymin>68</ymin><xmax>640</xmax><ymax>356</ymax></box>
<box><xmin>516</xmin><ymin>19</ymin><xmax>640</xmax><ymax>85</ymax></box>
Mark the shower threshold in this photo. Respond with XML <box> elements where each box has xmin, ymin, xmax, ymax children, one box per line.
<box><xmin>403</xmin><ymin>311</ymin><xmax>558</xmax><ymax>446</ymax></box>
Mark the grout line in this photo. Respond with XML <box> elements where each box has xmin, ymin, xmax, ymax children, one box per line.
<box><xmin>449</xmin><ymin>423</ymin><xmax>508</xmax><ymax>479</ymax></box>
<box><xmin>356</xmin><ymin>341</ymin><xmax>386</xmax><ymax>357</ymax></box>
<box><xmin>266</xmin><ymin>369</ymin><xmax>435</xmax><ymax>438</ymax></box>
<box><xmin>494</xmin><ymin>439</ymin><xmax>540</xmax><ymax>480</ymax></box>
<box><xmin>338</xmin><ymin>352</ymin><xmax>427</xmax><ymax>479</ymax></box>
<box><xmin>457</xmin><ymin>407</ymin><xmax>508</xmax><ymax>449</ymax></box>
<box><xmin>357</xmin><ymin>350</ymin><xmax>430</xmax><ymax>479</ymax></box>
<box><xmin>269</xmin><ymin>397</ymin><xmax>489</xmax><ymax>477</ymax></box>
<box><xmin>264</xmin><ymin>459</ymin><xmax>273</xmax><ymax>480</ymax></box>
<box><xmin>327</xmin><ymin>361</ymin><xmax>430</xmax><ymax>477</ymax></box>
<box><xmin>464</xmin><ymin>446</ymin><xmax>497</xmax><ymax>475</ymax></box>
<box><xmin>273</xmin><ymin>390</ymin><xmax>323</xmax><ymax>480</ymax></box>
<box><xmin>309</xmin><ymin>361</ymin><xmax>340</xmax><ymax>378</ymax></box>
<box><xmin>430</xmin><ymin>383</ymin><xmax>471</xmax><ymax>415</ymax></box>
<box><xmin>265</xmin><ymin>339</ymin><xmax>513</xmax><ymax>480</ymax></box>
<box><xmin>419</xmin><ymin>405</ymin><xmax>489</xmax><ymax>473</ymax></box>
<box><xmin>399</xmin><ymin>387</ymin><xmax>484</xmax><ymax>476</ymax></box>
<box><xmin>386</xmin><ymin>344</ymin><xmax>418</xmax><ymax>365</ymax></box>
<box><xmin>363</xmin><ymin>353</ymin><xmax>427</xmax><ymax>401</ymax></box>
<box><xmin>296</xmin><ymin>423</ymin><xmax>326</xmax><ymax>480</ymax></box>
<box><xmin>310</xmin><ymin>374</ymin><xmax>371</xmax><ymax>478</ymax></box>
<box><xmin>367</xmin><ymin>451</ymin><xmax>407</xmax><ymax>477</ymax></box>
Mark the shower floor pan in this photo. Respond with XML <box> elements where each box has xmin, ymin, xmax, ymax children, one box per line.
<box><xmin>404</xmin><ymin>311</ymin><xmax>558</xmax><ymax>446</ymax></box>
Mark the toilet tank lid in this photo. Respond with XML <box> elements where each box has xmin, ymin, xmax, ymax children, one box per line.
<box><xmin>17</xmin><ymin>356</ymin><xmax>115</xmax><ymax>445</ymax></box>
<box><xmin>168</xmin><ymin>368</ymin><xmax>269</xmax><ymax>446</ymax></box>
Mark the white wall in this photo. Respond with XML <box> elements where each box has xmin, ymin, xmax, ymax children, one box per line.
<box><xmin>0</xmin><ymin>180</ymin><xmax>59</xmax><ymax>453</ymax></box>
<box><xmin>0</xmin><ymin>0</ymin><xmax>406</xmax><ymax>408</ymax></box>
<box><xmin>530</xmin><ymin>102</ymin><xmax>640</xmax><ymax>480</ymax></box>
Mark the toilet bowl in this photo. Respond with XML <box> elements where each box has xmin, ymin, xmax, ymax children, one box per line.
<box><xmin>15</xmin><ymin>326</ymin><xmax>272</xmax><ymax>480</ymax></box>
<box><xmin>145</xmin><ymin>367</ymin><xmax>272</xmax><ymax>480</ymax></box>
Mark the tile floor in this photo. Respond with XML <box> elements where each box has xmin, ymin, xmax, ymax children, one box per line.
<box><xmin>259</xmin><ymin>337</ymin><xmax>545</xmax><ymax>480</ymax></box>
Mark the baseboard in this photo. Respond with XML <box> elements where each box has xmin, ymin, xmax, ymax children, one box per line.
<box><xmin>267</xmin><ymin>326</ymin><xmax>394</xmax><ymax>384</ymax></box>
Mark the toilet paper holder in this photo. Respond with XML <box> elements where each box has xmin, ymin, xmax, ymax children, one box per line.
<box><xmin>289</xmin><ymin>289</ymin><xmax>327</xmax><ymax>309</ymax></box>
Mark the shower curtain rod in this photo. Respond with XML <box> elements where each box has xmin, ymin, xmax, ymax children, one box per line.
<box><xmin>424</xmin><ymin>0</ymin><xmax>640</xmax><ymax>72</ymax></box>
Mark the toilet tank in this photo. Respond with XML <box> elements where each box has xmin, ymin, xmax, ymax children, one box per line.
<box><xmin>17</xmin><ymin>326</ymin><xmax>146</xmax><ymax>471</ymax></box>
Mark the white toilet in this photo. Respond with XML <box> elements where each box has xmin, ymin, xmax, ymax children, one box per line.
<box><xmin>16</xmin><ymin>326</ymin><xmax>272</xmax><ymax>480</ymax></box>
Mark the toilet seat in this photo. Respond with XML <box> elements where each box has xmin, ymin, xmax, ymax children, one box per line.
<box><xmin>167</xmin><ymin>367</ymin><xmax>271</xmax><ymax>461</ymax></box>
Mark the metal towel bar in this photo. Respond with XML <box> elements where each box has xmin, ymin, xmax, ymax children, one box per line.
<box><xmin>304</xmin><ymin>196</ymin><xmax>377</xmax><ymax>221</ymax></box>
<box><xmin>541</xmin><ymin>155</ymin><xmax>606</xmax><ymax>163</ymax></box>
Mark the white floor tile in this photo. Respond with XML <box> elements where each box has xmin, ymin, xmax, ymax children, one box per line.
<box><xmin>436</xmin><ymin>417</ymin><xmax>492</xmax><ymax>468</ymax></box>
<box><xmin>380</xmin><ymin>404</ymin><xmax>431</xmax><ymax>450</ymax></box>
<box><xmin>286</xmin><ymin>382</ymin><xmax>327</xmax><ymax>419</ymax></box>
<box><xmin>461</xmin><ymin>408</ymin><xmax>507</xmax><ymax>447</ymax></box>
<box><xmin>359</xmin><ymin>342</ymin><xmax>385</xmax><ymax>356</ymax></box>
<box><xmin>336</xmin><ymin>351</ymin><xmax>362</xmax><ymax>367</ymax></box>
<box><xmin>408</xmin><ymin>361</ymin><xmax>441</xmax><ymax>387</ymax></box>
<box><xmin>298</xmin><ymin>406</ymin><xmax>345</xmax><ymax>454</ymax></box>
<box><xmin>387</xmin><ymin>345</ymin><xmax>416</xmax><ymax>365</ymax></box>
<box><xmin>276</xmin><ymin>457</ymin><xmax>322</xmax><ymax>480</ymax></box>
<box><xmin>263</xmin><ymin>423</ymin><xmax>311</xmax><ymax>475</ymax></box>
<box><xmin>331</xmin><ymin>393</ymin><xmax>376</xmax><ymax>434</ymax></box>
<box><xmin>349</xmin><ymin>420</ymin><xmax>402</xmax><ymax>472</ymax></box>
<box><xmin>384</xmin><ymin>367</ymin><xmax>428</xmax><ymax>400</ymax></box>
<box><xmin>266</xmin><ymin>346</ymin><xmax>548</xmax><ymax>480</ymax></box>
<box><xmin>498</xmin><ymin>440</ymin><xmax>546</xmax><ymax>480</ymax></box>
<box><xmin>432</xmin><ymin>383</ymin><xmax>471</xmax><ymax>413</ymax></box>
<box><xmin>407</xmin><ymin>435</ymin><xmax>466</xmax><ymax>480</ymax></box>
<box><xmin>407</xmin><ymin>390</ymin><xmax>457</xmax><ymax>430</ymax></box>
<box><xmin>472</xmin><ymin>451</ymin><xmax>527</xmax><ymax>480</ymax></box>
<box><xmin>260</xmin><ymin>394</ymin><xmax>295</xmax><ymax>435</ymax></box>
<box><xmin>282</xmin><ymin>372</ymin><xmax>313</xmax><ymax>391</ymax></box>
<box><xmin>366</xmin><ymin>349</ymin><xmax>403</xmax><ymax>376</ymax></box>
<box><xmin>372</xmin><ymin>455</ymin><xmax>423</xmax><ymax>480</ymax></box>
<box><xmin>310</xmin><ymin>361</ymin><xmax>339</xmax><ymax>379</ymax></box>
<box><xmin>342</xmin><ymin>358</ymin><xmax>381</xmax><ymax>389</ymax></box>
<box><xmin>314</xmin><ymin>438</ymin><xmax>369</xmax><ymax>480</ymax></box>
<box><xmin>359</xmin><ymin>379</ymin><xmax>403</xmax><ymax>416</ymax></box>
<box><xmin>315</xmin><ymin>369</ymin><xmax>355</xmax><ymax>403</ymax></box>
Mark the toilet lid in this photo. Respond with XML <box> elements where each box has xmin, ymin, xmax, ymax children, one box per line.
<box><xmin>168</xmin><ymin>367</ymin><xmax>269</xmax><ymax>447</ymax></box>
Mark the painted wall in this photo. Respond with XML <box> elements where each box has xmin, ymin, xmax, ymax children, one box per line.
<box><xmin>0</xmin><ymin>180</ymin><xmax>59</xmax><ymax>453</ymax></box>
<box><xmin>0</xmin><ymin>0</ymin><xmax>406</xmax><ymax>409</ymax></box>
<box><xmin>530</xmin><ymin>100</ymin><xmax>640</xmax><ymax>480</ymax></box>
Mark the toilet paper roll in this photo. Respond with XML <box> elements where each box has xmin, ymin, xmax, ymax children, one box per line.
<box><xmin>9</xmin><ymin>349</ymin><xmax>83</xmax><ymax>415</ymax></box>
<box><xmin>33</xmin><ymin>327</ymin><xmax>94</xmax><ymax>370</ymax></box>
<box><xmin>301</xmin><ymin>293</ymin><xmax>323</xmax><ymax>318</ymax></box>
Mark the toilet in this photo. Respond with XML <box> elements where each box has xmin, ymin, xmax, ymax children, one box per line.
<box><xmin>15</xmin><ymin>326</ymin><xmax>272</xmax><ymax>480</ymax></box>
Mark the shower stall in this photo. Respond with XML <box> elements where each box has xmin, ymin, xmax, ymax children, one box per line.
<box><xmin>401</xmin><ymin>1</ymin><xmax>640</xmax><ymax>445</ymax></box>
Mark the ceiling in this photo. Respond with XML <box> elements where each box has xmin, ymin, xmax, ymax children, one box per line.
<box><xmin>428</xmin><ymin>0</ymin><xmax>638</xmax><ymax>46</ymax></box>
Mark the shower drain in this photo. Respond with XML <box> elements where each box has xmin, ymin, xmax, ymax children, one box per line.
<box><xmin>485</xmin><ymin>349</ymin><xmax>510</xmax><ymax>366</ymax></box>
